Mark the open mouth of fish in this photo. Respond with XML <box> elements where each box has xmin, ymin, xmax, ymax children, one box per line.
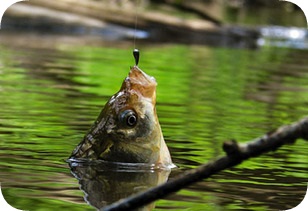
<box><xmin>69</xmin><ymin>66</ymin><xmax>173</xmax><ymax>168</ymax></box>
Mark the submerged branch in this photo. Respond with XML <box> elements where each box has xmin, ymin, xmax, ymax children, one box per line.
<box><xmin>102</xmin><ymin>117</ymin><xmax>308</xmax><ymax>211</ymax></box>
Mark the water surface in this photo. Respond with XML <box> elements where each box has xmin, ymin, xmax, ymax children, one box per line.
<box><xmin>0</xmin><ymin>33</ymin><xmax>307</xmax><ymax>210</ymax></box>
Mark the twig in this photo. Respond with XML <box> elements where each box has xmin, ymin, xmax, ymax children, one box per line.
<box><xmin>102</xmin><ymin>117</ymin><xmax>308</xmax><ymax>211</ymax></box>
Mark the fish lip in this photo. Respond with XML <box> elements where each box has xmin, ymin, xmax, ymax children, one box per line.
<box><xmin>129</xmin><ymin>65</ymin><xmax>157</xmax><ymax>85</ymax></box>
<box><xmin>120</xmin><ymin>66</ymin><xmax>157</xmax><ymax>102</ymax></box>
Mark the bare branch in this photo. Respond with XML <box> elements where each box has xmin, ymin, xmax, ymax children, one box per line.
<box><xmin>102</xmin><ymin>117</ymin><xmax>308</xmax><ymax>211</ymax></box>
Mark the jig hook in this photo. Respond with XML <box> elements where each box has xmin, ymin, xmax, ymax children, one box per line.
<box><xmin>133</xmin><ymin>49</ymin><xmax>139</xmax><ymax>66</ymax></box>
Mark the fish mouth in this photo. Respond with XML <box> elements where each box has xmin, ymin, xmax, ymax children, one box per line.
<box><xmin>129</xmin><ymin>66</ymin><xmax>156</xmax><ymax>86</ymax></box>
<box><xmin>120</xmin><ymin>66</ymin><xmax>157</xmax><ymax>103</ymax></box>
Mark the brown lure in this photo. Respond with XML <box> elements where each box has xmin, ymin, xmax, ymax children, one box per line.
<box><xmin>70</xmin><ymin>61</ymin><xmax>172</xmax><ymax>168</ymax></box>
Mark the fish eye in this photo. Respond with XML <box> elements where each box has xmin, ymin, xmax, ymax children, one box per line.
<box><xmin>120</xmin><ymin>110</ymin><xmax>138</xmax><ymax>127</ymax></box>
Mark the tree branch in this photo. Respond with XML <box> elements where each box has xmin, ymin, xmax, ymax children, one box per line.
<box><xmin>102</xmin><ymin>117</ymin><xmax>308</xmax><ymax>211</ymax></box>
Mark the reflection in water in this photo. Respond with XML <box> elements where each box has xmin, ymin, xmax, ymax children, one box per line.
<box><xmin>258</xmin><ymin>26</ymin><xmax>308</xmax><ymax>49</ymax></box>
<box><xmin>0</xmin><ymin>33</ymin><xmax>307</xmax><ymax>211</ymax></box>
<box><xmin>68</xmin><ymin>159</ymin><xmax>170</xmax><ymax>210</ymax></box>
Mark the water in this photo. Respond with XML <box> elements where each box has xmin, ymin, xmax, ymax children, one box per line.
<box><xmin>0</xmin><ymin>32</ymin><xmax>307</xmax><ymax>211</ymax></box>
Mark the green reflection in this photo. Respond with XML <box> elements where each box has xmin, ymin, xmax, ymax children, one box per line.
<box><xmin>0</xmin><ymin>40</ymin><xmax>307</xmax><ymax>211</ymax></box>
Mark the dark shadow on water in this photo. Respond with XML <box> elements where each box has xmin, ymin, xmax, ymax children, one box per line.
<box><xmin>68</xmin><ymin>159</ymin><xmax>171</xmax><ymax>210</ymax></box>
<box><xmin>2</xmin><ymin>15</ymin><xmax>259</xmax><ymax>49</ymax></box>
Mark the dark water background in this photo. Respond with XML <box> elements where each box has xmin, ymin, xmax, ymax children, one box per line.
<box><xmin>0</xmin><ymin>3</ymin><xmax>308</xmax><ymax>211</ymax></box>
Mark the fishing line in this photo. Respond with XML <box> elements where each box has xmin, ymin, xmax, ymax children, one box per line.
<box><xmin>133</xmin><ymin>0</ymin><xmax>139</xmax><ymax>49</ymax></box>
<box><xmin>133</xmin><ymin>0</ymin><xmax>140</xmax><ymax>66</ymax></box>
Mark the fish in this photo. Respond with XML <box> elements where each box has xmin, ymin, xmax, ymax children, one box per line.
<box><xmin>70</xmin><ymin>65</ymin><xmax>172</xmax><ymax>168</ymax></box>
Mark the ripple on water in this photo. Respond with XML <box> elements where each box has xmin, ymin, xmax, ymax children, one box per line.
<box><xmin>0</xmin><ymin>39</ymin><xmax>307</xmax><ymax>211</ymax></box>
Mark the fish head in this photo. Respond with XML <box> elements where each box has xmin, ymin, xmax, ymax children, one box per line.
<box><xmin>71</xmin><ymin>66</ymin><xmax>172</xmax><ymax>167</ymax></box>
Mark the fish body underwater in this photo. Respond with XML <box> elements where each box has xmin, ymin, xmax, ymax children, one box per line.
<box><xmin>70</xmin><ymin>66</ymin><xmax>172</xmax><ymax>168</ymax></box>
